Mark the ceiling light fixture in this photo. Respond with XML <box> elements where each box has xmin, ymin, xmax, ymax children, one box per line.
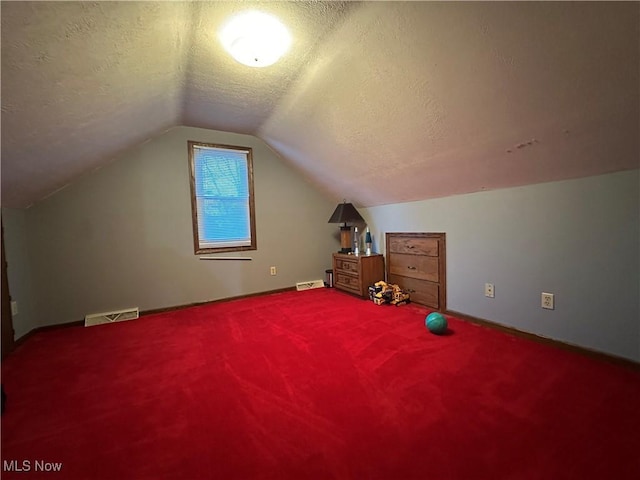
<box><xmin>220</xmin><ymin>11</ymin><xmax>291</xmax><ymax>68</ymax></box>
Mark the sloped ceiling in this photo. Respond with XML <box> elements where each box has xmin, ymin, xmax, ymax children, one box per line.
<box><xmin>1</xmin><ymin>1</ymin><xmax>638</xmax><ymax>209</ymax></box>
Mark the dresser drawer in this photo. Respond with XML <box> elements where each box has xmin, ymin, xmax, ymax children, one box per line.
<box><xmin>335</xmin><ymin>271</ymin><xmax>361</xmax><ymax>295</ymax></box>
<box><xmin>388</xmin><ymin>253</ymin><xmax>439</xmax><ymax>282</ymax></box>
<box><xmin>334</xmin><ymin>256</ymin><xmax>359</xmax><ymax>273</ymax></box>
<box><xmin>388</xmin><ymin>274</ymin><xmax>439</xmax><ymax>309</ymax></box>
<box><xmin>388</xmin><ymin>236</ymin><xmax>439</xmax><ymax>256</ymax></box>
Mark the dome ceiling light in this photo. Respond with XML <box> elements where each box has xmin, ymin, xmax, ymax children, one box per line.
<box><xmin>220</xmin><ymin>11</ymin><xmax>292</xmax><ymax>68</ymax></box>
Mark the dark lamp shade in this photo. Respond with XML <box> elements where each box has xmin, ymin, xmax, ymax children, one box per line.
<box><xmin>328</xmin><ymin>202</ymin><xmax>364</xmax><ymax>224</ymax></box>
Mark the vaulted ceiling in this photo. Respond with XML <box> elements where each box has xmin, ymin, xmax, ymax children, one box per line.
<box><xmin>2</xmin><ymin>1</ymin><xmax>638</xmax><ymax>209</ymax></box>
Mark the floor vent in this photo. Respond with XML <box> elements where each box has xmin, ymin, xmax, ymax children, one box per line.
<box><xmin>84</xmin><ymin>307</ymin><xmax>139</xmax><ymax>327</ymax></box>
<box><xmin>296</xmin><ymin>280</ymin><xmax>325</xmax><ymax>291</ymax></box>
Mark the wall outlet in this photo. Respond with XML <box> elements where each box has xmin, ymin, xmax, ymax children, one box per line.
<box><xmin>270</xmin><ymin>266</ymin><xmax>277</xmax><ymax>276</ymax></box>
<box><xmin>541</xmin><ymin>292</ymin><xmax>555</xmax><ymax>310</ymax></box>
<box><xmin>10</xmin><ymin>301</ymin><xmax>18</xmax><ymax>316</ymax></box>
<box><xmin>484</xmin><ymin>283</ymin><xmax>495</xmax><ymax>298</ymax></box>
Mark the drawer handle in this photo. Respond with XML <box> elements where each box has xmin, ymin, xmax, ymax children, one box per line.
<box><xmin>408</xmin><ymin>245</ymin><xmax>415</xmax><ymax>249</ymax></box>
<box><xmin>407</xmin><ymin>266</ymin><xmax>417</xmax><ymax>270</ymax></box>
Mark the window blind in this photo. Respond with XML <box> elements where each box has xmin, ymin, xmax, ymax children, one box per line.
<box><xmin>193</xmin><ymin>145</ymin><xmax>252</xmax><ymax>249</ymax></box>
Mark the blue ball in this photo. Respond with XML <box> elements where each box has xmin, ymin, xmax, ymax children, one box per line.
<box><xmin>425</xmin><ymin>312</ymin><xmax>447</xmax><ymax>334</ymax></box>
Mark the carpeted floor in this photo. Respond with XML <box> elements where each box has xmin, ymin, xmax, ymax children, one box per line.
<box><xmin>2</xmin><ymin>288</ymin><xmax>639</xmax><ymax>479</ymax></box>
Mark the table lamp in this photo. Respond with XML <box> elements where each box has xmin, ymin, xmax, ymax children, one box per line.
<box><xmin>328</xmin><ymin>201</ymin><xmax>364</xmax><ymax>253</ymax></box>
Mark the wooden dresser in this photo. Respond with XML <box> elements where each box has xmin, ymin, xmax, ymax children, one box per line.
<box><xmin>333</xmin><ymin>253</ymin><xmax>385</xmax><ymax>298</ymax></box>
<box><xmin>385</xmin><ymin>233</ymin><xmax>446</xmax><ymax>311</ymax></box>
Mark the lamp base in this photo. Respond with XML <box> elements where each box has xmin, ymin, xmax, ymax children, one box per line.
<box><xmin>339</xmin><ymin>225</ymin><xmax>352</xmax><ymax>253</ymax></box>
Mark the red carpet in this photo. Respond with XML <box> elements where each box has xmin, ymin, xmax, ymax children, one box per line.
<box><xmin>2</xmin><ymin>288</ymin><xmax>639</xmax><ymax>479</ymax></box>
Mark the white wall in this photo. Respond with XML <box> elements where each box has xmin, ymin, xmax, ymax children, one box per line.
<box><xmin>363</xmin><ymin>170</ymin><xmax>640</xmax><ymax>362</ymax></box>
<box><xmin>5</xmin><ymin>126</ymin><xmax>339</xmax><ymax>334</ymax></box>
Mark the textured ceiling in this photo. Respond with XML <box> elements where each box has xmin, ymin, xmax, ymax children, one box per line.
<box><xmin>1</xmin><ymin>1</ymin><xmax>638</xmax><ymax>209</ymax></box>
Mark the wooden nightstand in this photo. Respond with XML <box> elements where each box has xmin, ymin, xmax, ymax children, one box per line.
<box><xmin>332</xmin><ymin>253</ymin><xmax>385</xmax><ymax>298</ymax></box>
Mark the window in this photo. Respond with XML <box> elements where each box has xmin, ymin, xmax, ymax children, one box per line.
<box><xmin>188</xmin><ymin>141</ymin><xmax>256</xmax><ymax>254</ymax></box>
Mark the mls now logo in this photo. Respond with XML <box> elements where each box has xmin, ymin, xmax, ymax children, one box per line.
<box><xmin>4</xmin><ymin>459</ymin><xmax>63</xmax><ymax>472</ymax></box>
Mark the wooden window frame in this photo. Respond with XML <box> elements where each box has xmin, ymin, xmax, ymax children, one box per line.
<box><xmin>187</xmin><ymin>141</ymin><xmax>257</xmax><ymax>255</ymax></box>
